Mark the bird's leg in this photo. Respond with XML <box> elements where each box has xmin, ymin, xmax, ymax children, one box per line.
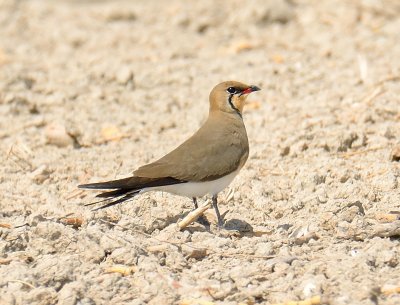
<box><xmin>191</xmin><ymin>197</ymin><xmax>209</xmax><ymax>226</ymax></box>
<box><xmin>192</xmin><ymin>197</ymin><xmax>198</xmax><ymax>209</ymax></box>
<box><xmin>212</xmin><ymin>195</ymin><xmax>224</xmax><ymax>227</ymax></box>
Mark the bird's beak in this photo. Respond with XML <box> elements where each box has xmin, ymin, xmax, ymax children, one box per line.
<box><xmin>240</xmin><ymin>85</ymin><xmax>261</xmax><ymax>95</ymax></box>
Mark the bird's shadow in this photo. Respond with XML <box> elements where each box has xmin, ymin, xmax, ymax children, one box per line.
<box><xmin>180</xmin><ymin>211</ymin><xmax>255</xmax><ymax>236</ymax></box>
<box><xmin>179</xmin><ymin>211</ymin><xmax>212</xmax><ymax>233</ymax></box>
<box><xmin>224</xmin><ymin>218</ymin><xmax>254</xmax><ymax>233</ymax></box>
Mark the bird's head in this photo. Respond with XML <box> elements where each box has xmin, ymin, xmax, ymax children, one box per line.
<box><xmin>209</xmin><ymin>81</ymin><xmax>261</xmax><ymax>116</ymax></box>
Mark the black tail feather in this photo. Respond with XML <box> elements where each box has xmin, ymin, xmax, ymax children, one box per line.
<box><xmin>92</xmin><ymin>192</ymin><xmax>139</xmax><ymax>210</ymax></box>
<box><xmin>79</xmin><ymin>176</ymin><xmax>186</xmax><ymax>210</ymax></box>
<box><xmin>95</xmin><ymin>189</ymin><xmax>130</xmax><ymax>198</ymax></box>
<box><xmin>84</xmin><ymin>195</ymin><xmax>123</xmax><ymax>207</ymax></box>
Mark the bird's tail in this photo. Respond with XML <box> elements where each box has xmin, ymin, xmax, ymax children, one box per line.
<box><xmin>78</xmin><ymin>176</ymin><xmax>184</xmax><ymax>210</ymax></box>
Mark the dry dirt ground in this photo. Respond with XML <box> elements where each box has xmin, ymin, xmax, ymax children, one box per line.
<box><xmin>1</xmin><ymin>0</ymin><xmax>400</xmax><ymax>304</ymax></box>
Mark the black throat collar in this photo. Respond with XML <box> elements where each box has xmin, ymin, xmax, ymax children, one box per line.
<box><xmin>228</xmin><ymin>94</ymin><xmax>242</xmax><ymax>118</ymax></box>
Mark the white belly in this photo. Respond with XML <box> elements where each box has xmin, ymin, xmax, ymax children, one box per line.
<box><xmin>142</xmin><ymin>170</ymin><xmax>239</xmax><ymax>198</ymax></box>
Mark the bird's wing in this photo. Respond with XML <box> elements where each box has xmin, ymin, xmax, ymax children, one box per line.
<box><xmin>134</xmin><ymin>116</ymin><xmax>249</xmax><ymax>182</ymax></box>
<box><xmin>78</xmin><ymin>176</ymin><xmax>183</xmax><ymax>190</ymax></box>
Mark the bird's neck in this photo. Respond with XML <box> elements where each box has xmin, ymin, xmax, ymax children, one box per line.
<box><xmin>209</xmin><ymin>109</ymin><xmax>243</xmax><ymax>122</ymax></box>
<box><xmin>207</xmin><ymin>110</ymin><xmax>246</xmax><ymax>133</ymax></box>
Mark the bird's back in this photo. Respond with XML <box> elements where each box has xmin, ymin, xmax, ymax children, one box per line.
<box><xmin>134</xmin><ymin>112</ymin><xmax>249</xmax><ymax>182</ymax></box>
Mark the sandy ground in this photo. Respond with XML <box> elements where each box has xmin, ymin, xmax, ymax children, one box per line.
<box><xmin>1</xmin><ymin>0</ymin><xmax>400</xmax><ymax>304</ymax></box>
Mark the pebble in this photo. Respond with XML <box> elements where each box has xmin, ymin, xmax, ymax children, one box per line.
<box><xmin>116</xmin><ymin>67</ymin><xmax>134</xmax><ymax>85</ymax></box>
<box><xmin>44</xmin><ymin>123</ymin><xmax>74</xmax><ymax>147</ymax></box>
<box><xmin>29</xmin><ymin>165</ymin><xmax>51</xmax><ymax>184</ymax></box>
<box><xmin>390</xmin><ymin>144</ymin><xmax>400</xmax><ymax>162</ymax></box>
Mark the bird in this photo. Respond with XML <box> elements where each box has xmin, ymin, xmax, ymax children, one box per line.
<box><xmin>79</xmin><ymin>81</ymin><xmax>261</xmax><ymax>227</ymax></box>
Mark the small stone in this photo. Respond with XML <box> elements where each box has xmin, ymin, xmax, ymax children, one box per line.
<box><xmin>280</xmin><ymin>146</ymin><xmax>290</xmax><ymax>156</ymax></box>
<box><xmin>338</xmin><ymin>132</ymin><xmax>358</xmax><ymax>152</ymax></box>
<box><xmin>347</xmin><ymin>201</ymin><xmax>365</xmax><ymax>215</ymax></box>
<box><xmin>384</xmin><ymin>127</ymin><xmax>395</xmax><ymax>139</ymax></box>
<box><xmin>29</xmin><ymin>165</ymin><xmax>52</xmax><ymax>184</ymax></box>
<box><xmin>45</xmin><ymin>123</ymin><xmax>74</xmax><ymax>147</ymax></box>
<box><xmin>273</xmin><ymin>262</ymin><xmax>290</xmax><ymax>274</ymax></box>
<box><xmin>109</xmin><ymin>247</ymin><xmax>138</xmax><ymax>265</ymax></box>
<box><xmin>106</xmin><ymin>10</ymin><xmax>136</xmax><ymax>22</ymax></box>
<box><xmin>101</xmin><ymin>125</ymin><xmax>124</xmax><ymax>142</ymax></box>
<box><xmin>314</xmin><ymin>173</ymin><xmax>326</xmax><ymax>185</ymax></box>
<box><xmin>339</xmin><ymin>171</ymin><xmax>350</xmax><ymax>183</ymax></box>
<box><xmin>181</xmin><ymin>245</ymin><xmax>207</xmax><ymax>259</ymax></box>
<box><xmin>116</xmin><ymin>67</ymin><xmax>134</xmax><ymax>85</ymax></box>
<box><xmin>254</xmin><ymin>242</ymin><xmax>274</xmax><ymax>256</ymax></box>
<box><xmin>257</xmin><ymin>0</ymin><xmax>294</xmax><ymax>24</ymax></box>
<box><xmin>390</xmin><ymin>144</ymin><xmax>400</xmax><ymax>162</ymax></box>
<box><xmin>377</xmin><ymin>250</ymin><xmax>398</xmax><ymax>267</ymax></box>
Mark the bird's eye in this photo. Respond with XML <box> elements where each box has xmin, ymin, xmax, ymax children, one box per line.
<box><xmin>226</xmin><ymin>87</ymin><xmax>236</xmax><ymax>94</ymax></box>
